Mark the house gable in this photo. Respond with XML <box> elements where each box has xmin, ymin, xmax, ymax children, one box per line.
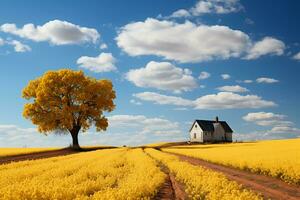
<box><xmin>189</xmin><ymin>120</ymin><xmax>204</xmax><ymax>132</ymax></box>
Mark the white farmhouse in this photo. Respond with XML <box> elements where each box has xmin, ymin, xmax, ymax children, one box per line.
<box><xmin>189</xmin><ymin>117</ymin><xmax>233</xmax><ymax>143</ymax></box>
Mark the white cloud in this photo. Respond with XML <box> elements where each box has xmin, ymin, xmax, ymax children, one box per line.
<box><xmin>126</xmin><ymin>61</ymin><xmax>197</xmax><ymax>93</ymax></box>
<box><xmin>234</xmin><ymin>130</ymin><xmax>300</xmax><ymax>141</ymax></box>
<box><xmin>243</xmin><ymin>112</ymin><xmax>286</xmax><ymax>122</ymax></box>
<box><xmin>133</xmin><ymin>92</ymin><xmax>193</xmax><ymax>107</ymax></box>
<box><xmin>130</xmin><ymin>99</ymin><xmax>142</xmax><ymax>105</ymax></box>
<box><xmin>134</xmin><ymin>91</ymin><xmax>276</xmax><ymax>110</ymax></box>
<box><xmin>267</xmin><ymin>126</ymin><xmax>300</xmax><ymax>134</ymax></box>
<box><xmin>239</xmin><ymin>112</ymin><xmax>300</xmax><ymax>141</ymax></box>
<box><xmin>245</xmin><ymin>37</ymin><xmax>285</xmax><ymax>60</ymax></box>
<box><xmin>255</xmin><ymin>120</ymin><xmax>293</xmax><ymax>127</ymax></box>
<box><xmin>237</xmin><ymin>79</ymin><xmax>253</xmax><ymax>83</ymax></box>
<box><xmin>0</xmin><ymin>20</ymin><xmax>100</xmax><ymax>45</ymax></box>
<box><xmin>117</xmin><ymin>18</ymin><xmax>285</xmax><ymax>63</ymax></box>
<box><xmin>170</xmin><ymin>9</ymin><xmax>191</xmax><ymax>18</ymax></box>
<box><xmin>0</xmin><ymin>124</ymin><xmax>69</xmax><ymax>147</ymax></box>
<box><xmin>217</xmin><ymin>85</ymin><xmax>249</xmax><ymax>93</ymax></box>
<box><xmin>0</xmin><ymin>38</ymin><xmax>31</xmax><ymax>53</ymax></box>
<box><xmin>221</xmin><ymin>74</ymin><xmax>231</xmax><ymax>79</ymax></box>
<box><xmin>9</xmin><ymin>40</ymin><xmax>31</xmax><ymax>52</ymax></box>
<box><xmin>194</xmin><ymin>92</ymin><xmax>275</xmax><ymax>109</ymax></box>
<box><xmin>198</xmin><ymin>71</ymin><xmax>210</xmax><ymax>80</ymax></box>
<box><xmin>243</xmin><ymin>111</ymin><xmax>291</xmax><ymax>127</ymax></box>
<box><xmin>77</xmin><ymin>52</ymin><xmax>116</xmax><ymax>73</ymax></box>
<box><xmin>292</xmin><ymin>52</ymin><xmax>300</xmax><ymax>60</ymax></box>
<box><xmin>256</xmin><ymin>77</ymin><xmax>279</xmax><ymax>84</ymax></box>
<box><xmin>116</xmin><ymin>18</ymin><xmax>251</xmax><ymax>63</ymax></box>
<box><xmin>0</xmin><ymin>122</ymin><xmax>185</xmax><ymax>147</ymax></box>
<box><xmin>107</xmin><ymin>115</ymin><xmax>180</xmax><ymax>135</ymax></box>
<box><xmin>191</xmin><ymin>0</ymin><xmax>243</xmax><ymax>15</ymax></box>
<box><xmin>167</xmin><ymin>0</ymin><xmax>242</xmax><ymax>19</ymax></box>
<box><xmin>100</xmin><ymin>43</ymin><xmax>107</xmax><ymax>49</ymax></box>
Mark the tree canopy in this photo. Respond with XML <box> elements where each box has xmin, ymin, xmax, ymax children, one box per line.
<box><xmin>22</xmin><ymin>69</ymin><xmax>116</xmax><ymax>149</ymax></box>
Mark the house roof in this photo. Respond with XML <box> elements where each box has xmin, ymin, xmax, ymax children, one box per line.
<box><xmin>190</xmin><ymin>120</ymin><xmax>233</xmax><ymax>133</ymax></box>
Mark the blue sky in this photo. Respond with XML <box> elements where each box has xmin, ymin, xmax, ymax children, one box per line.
<box><xmin>0</xmin><ymin>0</ymin><xmax>299</xmax><ymax>147</ymax></box>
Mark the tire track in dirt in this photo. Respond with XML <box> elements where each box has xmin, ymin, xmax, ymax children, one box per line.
<box><xmin>167</xmin><ymin>151</ymin><xmax>300</xmax><ymax>200</ymax></box>
<box><xmin>144</xmin><ymin>150</ymin><xmax>188</xmax><ymax>200</ymax></box>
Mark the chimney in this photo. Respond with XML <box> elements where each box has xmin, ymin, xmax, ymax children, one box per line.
<box><xmin>215</xmin><ymin>116</ymin><xmax>219</xmax><ymax>123</ymax></box>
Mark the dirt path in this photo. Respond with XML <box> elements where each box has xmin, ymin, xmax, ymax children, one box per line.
<box><xmin>154</xmin><ymin>166</ymin><xmax>187</xmax><ymax>200</ymax></box>
<box><xmin>0</xmin><ymin>147</ymin><xmax>115</xmax><ymax>165</ymax></box>
<box><xmin>143</xmin><ymin>151</ymin><xmax>187</xmax><ymax>200</ymax></box>
<box><xmin>168</xmin><ymin>152</ymin><xmax>300</xmax><ymax>200</ymax></box>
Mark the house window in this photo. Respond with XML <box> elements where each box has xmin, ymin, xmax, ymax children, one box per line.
<box><xmin>195</xmin><ymin>124</ymin><xmax>197</xmax><ymax>128</ymax></box>
<box><xmin>194</xmin><ymin>133</ymin><xmax>197</xmax><ymax>139</ymax></box>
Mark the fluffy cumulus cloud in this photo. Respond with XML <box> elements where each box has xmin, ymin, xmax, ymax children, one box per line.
<box><xmin>194</xmin><ymin>92</ymin><xmax>275</xmax><ymax>109</ymax></box>
<box><xmin>170</xmin><ymin>9</ymin><xmax>191</xmax><ymax>18</ymax></box>
<box><xmin>9</xmin><ymin>40</ymin><xmax>31</xmax><ymax>52</ymax></box>
<box><xmin>134</xmin><ymin>91</ymin><xmax>276</xmax><ymax>110</ymax></box>
<box><xmin>241</xmin><ymin>112</ymin><xmax>300</xmax><ymax>140</ymax></box>
<box><xmin>198</xmin><ymin>71</ymin><xmax>210</xmax><ymax>80</ymax></box>
<box><xmin>242</xmin><ymin>112</ymin><xmax>291</xmax><ymax>126</ymax></box>
<box><xmin>217</xmin><ymin>85</ymin><xmax>249</xmax><ymax>93</ymax></box>
<box><xmin>0</xmin><ymin>38</ymin><xmax>31</xmax><ymax>53</ymax></box>
<box><xmin>116</xmin><ymin>18</ymin><xmax>251</xmax><ymax>63</ymax></box>
<box><xmin>0</xmin><ymin>20</ymin><xmax>100</xmax><ymax>45</ymax></box>
<box><xmin>117</xmin><ymin>18</ymin><xmax>285</xmax><ymax>63</ymax></box>
<box><xmin>77</xmin><ymin>53</ymin><xmax>116</xmax><ymax>73</ymax></box>
<box><xmin>133</xmin><ymin>92</ymin><xmax>193</xmax><ymax>107</ymax></box>
<box><xmin>126</xmin><ymin>61</ymin><xmax>197</xmax><ymax>93</ymax></box>
<box><xmin>221</xmin><ymin>74</ymin><xmax>231</xmax><ymax>79</ymax></box>
<box><xmin>107</xmin><ymin>115</ymin><xmax>181</xmax><ymax>135</ymax></box>
<box><xmin>256</xmin><ymin>77</ymin><xmax>279</xmax><ymax>84</ymax></box>
<box><xmin>100</xmin><ymin>43</ymin><xmax>108</xmax><ymax>49</ymax></box>
<box><xmin>169</xmin><ymin>0</ymin><xmax>242</xmax><ymax>18</ymax></box>
<box><xmin>292</xmin><ymin>52</ymin><xmax>300</xmax><ymax>60</ymax></box>
<box><xmin>245</xmin><ymin>37</ymin><xmax>285</xmax><ymax>60</ymax></box>
<box><xmin>243</xmin><ymin>112</ymin><xmax>286</xmax><ymax>122</ymax></box>
<box><xmin>190</xmin><ymin>0</ymin><xmax>243</xmax><ymax>15</ymax></box>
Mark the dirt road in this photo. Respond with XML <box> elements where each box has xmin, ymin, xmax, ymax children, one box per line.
<box><xmin>168</xmin><ymin>152</ymin><xmax>300</xmax><ymax>200</ymax></box>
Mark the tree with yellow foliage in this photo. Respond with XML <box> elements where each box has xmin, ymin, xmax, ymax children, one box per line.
<box><xmin>22</xmin><ymin>69</ymin><xmax>116</xmax><ymax>150</ymax></box>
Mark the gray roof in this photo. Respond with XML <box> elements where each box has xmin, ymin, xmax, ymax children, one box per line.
<box><xmin>191</xmin><ymin>120</ymin><xmax>233</xmax><ymax>133</ymax></box>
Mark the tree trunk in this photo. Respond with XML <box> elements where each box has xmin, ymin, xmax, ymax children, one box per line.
<box><xmin>70</xmin><ymin>126</ymin><xmax>81</xmax><ymax>150</ymax></box>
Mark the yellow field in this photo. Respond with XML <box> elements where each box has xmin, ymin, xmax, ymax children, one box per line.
<box><xmin>0</xmin><ymin>147</ymin><xmax>59</xmax><ymax>157</ymax></box>
<box><xmin>163</xmin><ymin>138</ymin><xmax>300</xmax><ymax>185</ymax></box>
<box><xmin>1</xmin><ymin>140</ymin><xmax>297</xmax><ymax>199</ymax></box>
<box><xmin>0</xmin><ymin>148</ymin><xmax>165</xmax><ymax>200</ymax></box>
<box><xmin>145</xmin><ymin>148</ymin><xmax>262</xmax><ymax>200</ymax></box>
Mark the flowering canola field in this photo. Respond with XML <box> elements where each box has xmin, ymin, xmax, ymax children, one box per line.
<box><xmin>163</xmin><ymin>138</ymin><xmax>300</xmax><ymax>185</ymax></box>
<box><xmin>0</xmin><ymin>148</ymin><xmax>165</xmax><ymax>200</ymax></box>
<box><xmin>0</xmin><ymin>147</ymin><xmax>59</xmax><ymax>157</ymax></box>
<box><xmin>146</xmin><ymin>148</ymin><xmax>262</xmax><ymax>200</ymax></box>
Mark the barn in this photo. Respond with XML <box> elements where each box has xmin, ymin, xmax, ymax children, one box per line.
<box><xmin>189</xmin><ymin>117</ymin><xmax>233</xmax><ymax>143</ymax></box>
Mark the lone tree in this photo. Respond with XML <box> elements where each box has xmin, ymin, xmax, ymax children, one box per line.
<box><xmin>22</xmin><ymin>69</ymin><xmax>116</xmax><ymax>150</ymax></box>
